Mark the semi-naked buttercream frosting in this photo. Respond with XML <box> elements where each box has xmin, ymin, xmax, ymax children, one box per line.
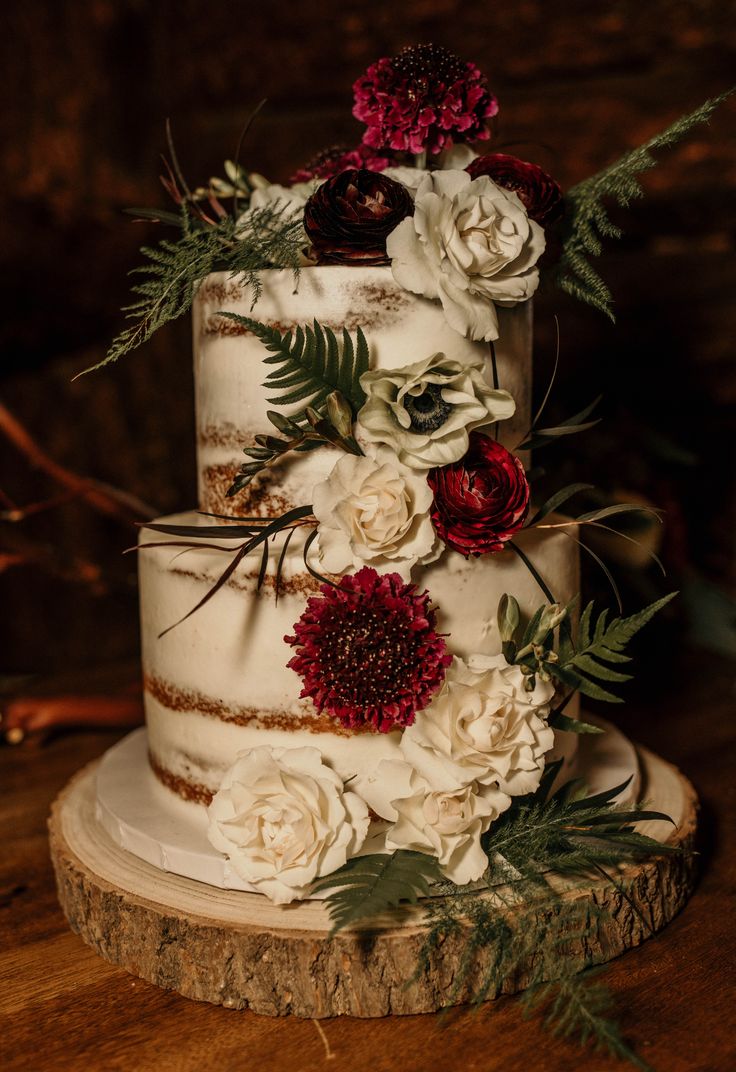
<box><xmin>137</xmin><ymin>266</ymin><xmax>581</xmax><ymax>828</ymax></box>
<box><xmin>139</xmin><ymin>509</ymin><xmax>580</xmax><ymax>803</ymax></box>
<box><xmin>193</xmin><ymin>267</ymin><xmax>532</xmax><ymax>516</ymax></box>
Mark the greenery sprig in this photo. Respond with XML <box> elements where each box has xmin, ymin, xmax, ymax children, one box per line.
<box><xmin>219</xmin><ymin>316</ymin><xmax>370</xmax><ymax>496</ymax></box>
<box><xmin>498</xmin><ymin>591</ymin><xmax>676</xmax><ymax>711</ymax></box>
<box><xmin>75</xmin><ymin>204</ymin><xmax>304</xmax><ymax>378</ymax></box>
<box><xmin>315</xmin><ymin>772</ymin><xmax>677</xmax><ymax>1069</ymax></box>
<box><xmin>557</xmin><ymin>89</ymin><xmax>733</xmax><ymax>318</ymax></box>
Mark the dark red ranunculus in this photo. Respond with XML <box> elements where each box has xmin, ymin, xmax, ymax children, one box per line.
<box><xmin>427</xmin><ymin>432</ymin><xmax>530</xmax><ymax>556</ymax></box>
<box><xmin>303</xmin><ymin>168</ymin><xmax>413</xmax><ymax>266</ymax></box>
<box><xmin>466</xmin><ymin>153</ymin><xmax>563</xmax><ymax>226</ymax></box>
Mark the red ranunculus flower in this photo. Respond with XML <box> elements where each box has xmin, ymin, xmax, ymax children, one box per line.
<box><xmin>303</xmin><ymin>168</ymin><xmax>414</xmax><ymax>266</ymax></box>
<box><xmin>353</xmin><ymin>44</ymin><xmax>498</xmax><ymax>156</ymax></box>
<box><xmin>466</xmin><ymin>153</ymin><xmax>563</xmax><ymax>226</ymax></box>
<box><xmin>427</xmin><ymin>432</ymin><xmax>530</xmax><ymax>556</ymax></box>
<box><xmin>285</xmin><ymin>566</ymin><xmax>451</xmax><ymax>733</ymax></box>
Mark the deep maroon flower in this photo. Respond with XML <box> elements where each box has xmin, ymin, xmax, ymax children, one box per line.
<box><xmin>466</xmin><ymin>153</ymin><xmax>563</xmax><ymax>226</ymax></box>
<box><xmin>285</xmin><ymin>566</ymin><xmax>451</xmax><ymax>733</ymax></box>
<box><xmin>290</xmin><ymin>144</ymin><xmax>392</xmax><ymax>184</ymax></box>
<box><xmin>428</xmin><ymin>432</ymin><xmax>530</xmax><ymax>556</ymax></box>
<box><xmin>353</xmin><ymin>44</ymin><xmax>498</xmax><ymax>156</ymax></box>
<box><xmin>303</xmin><ymin>168</ymin><xmax>413</xmax><ymax>265</ymax></box>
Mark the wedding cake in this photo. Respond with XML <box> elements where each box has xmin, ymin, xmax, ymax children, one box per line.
<box><xmin>90</xmin><ymin>43</ymin><xmax>695</xmax><ymax>908</ymax></box>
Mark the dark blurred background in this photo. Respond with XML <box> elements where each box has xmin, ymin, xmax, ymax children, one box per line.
<box><xmin>1</xmin><ymin>0</ymin><xmax>734</xmax><ymax>686</ymax></box>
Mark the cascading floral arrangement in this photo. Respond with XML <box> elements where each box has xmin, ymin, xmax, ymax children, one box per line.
<box><xmin>112</xmin><ymin>42</ymin><xmax>727</xmax><ymax>1065</ymax></box>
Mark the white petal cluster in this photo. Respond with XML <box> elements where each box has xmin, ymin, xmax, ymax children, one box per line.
<box><xmin>312</xmin><ymin>450</ymin><xmax>439</xmax><ymax>579</ymax></box>
<box><xmin>357</xmin><ymin>759</ymin><xmax>510</xmax><ymax>885</ymax></box>
<box><xmin>206</xmin><ymin>746</ymin><xmax>369</xmax><ymax>904</ymax></box>
<box><xmin>356</xmin><ymin>351</ymin><xmax>515</xmax><ymax>470</ymax></box>
<box><xmin>401</xmin><ymin>654</ymin><xmax>555</xmax><ymax>796</ymax></box>
<box><xmin>386</xmin><ymin>170</ymin><xmax>546</xmax><ymax>342</ymax></box>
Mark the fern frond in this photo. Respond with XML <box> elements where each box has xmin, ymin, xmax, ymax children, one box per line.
<box><xmin>76</xmin><ymin>203</ymin><xmax>303</xmax><ymax>378</ymax></box>
<box><xmin>557</xmin><ymin>90</ymin><xmax>733</xmax><ymax>318</ymax></box>
<box><xmin>218</xmin><ymin>314</ymin><xmax>369</xmax><ymax>415</ymax></box>
<box><xmin>312</xmin><ymin>850</ymin><xmax>444</xmax><ymax>935</ymax></box>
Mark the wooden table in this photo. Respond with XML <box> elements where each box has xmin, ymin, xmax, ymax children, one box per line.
<box><xmin>1</xmin><ymin>651</ymin><xmax>735</xmax><ymax>1072</ymax></box>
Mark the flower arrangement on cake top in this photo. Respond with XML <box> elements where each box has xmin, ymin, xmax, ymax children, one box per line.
<box><xmin>103</xmin><ymin>43</ymin><xmax>730</xmax><ymax>1066</ymax></box>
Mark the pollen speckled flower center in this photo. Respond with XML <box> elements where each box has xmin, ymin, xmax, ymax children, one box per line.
<box><xmin>285</xmin><ymin>566</ymin><xmax>452</xmax><ymax>733</ymax></box>
<box><xmin>309</xmin><ymin>603</ymin><xmax>418</xmax><ymax>709</ymax></box>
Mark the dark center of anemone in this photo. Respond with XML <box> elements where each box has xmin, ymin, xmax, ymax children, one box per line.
<box><xmin>391</xmin><ymin>44</ymin><xmax>467</xmax><ymax>86</ymax></box>
<box><xmin>404</xmin><ymin>383</ymin><xmax>452</xmax><ymax>433</ymax></box>
<box><xmin>316</xmin><ymin>604</ymin><xmax>418</xmax><ymax>707</ymax></box>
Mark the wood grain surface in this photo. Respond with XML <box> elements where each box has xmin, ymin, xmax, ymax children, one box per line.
<box><xmin>1</xmin><ymin>650</ymin><xmax>734</xmax><ymax>1071</ymax></box>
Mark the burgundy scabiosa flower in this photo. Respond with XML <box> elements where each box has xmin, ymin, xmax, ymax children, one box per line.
<box><xmin>466</xmin><ymin>153</ymin><xmax>564</xmax><ymax>226</ymax></box>
<box><xmin>428</xmin><ymin>432</ymin><xmax>530</xmax><ymax>556</ymax></box>
<box><xmin>303</xmin><ymin>168</ymin><xmax>413</xmax><ymax>265</ymax></box>
<box><xmin>353</xmin><ymin>44</ymin><xmax>498</xmax><ymax>156</ymax></box>
<box><xmin>290</xmin><ymin>144</ymin><xmax>392</xmax><ymax>184</ymax></box>
<box><xmin>285</xmin><ymin>566</ymin><xmax>451</xmax><ymax>733</ymax></box>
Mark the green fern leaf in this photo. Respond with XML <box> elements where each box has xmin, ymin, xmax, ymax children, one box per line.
<box><xmin>312</xmin><ymin>850</ymin><xmax>444</xmax><ymax>935</ymax></box>
<box><xmin>76</xmin><ymin>203</ymin><xmax>303</xmax><ymax>378</ymax></box>
<box><xmin>218</xmin><ymin>314</ymin><xmax>369</xmax><ymax>415</ymax></box>
<box><xmin>557</xmin><ymin>90</ymin><xmax>733</xmax><ymax>319</ymax></box>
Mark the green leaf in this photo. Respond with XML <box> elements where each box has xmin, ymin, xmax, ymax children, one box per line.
<box><xmin>75</xmin><ymin>203</ymin><xmax>304</xmax><ymax>377</ymax></box>
<box><xmin>526</xmin><ymin>482</ymin><xmax>595</xmax><ymax>526</ymax></box>
<box><xmin>312</xmin><ymin>850</ymin><xmax>444</xmax><ymax>935</ymax></box>
<box><xmin>553</xmin><ymin>714</ymin><xmax>605</xmax><ymax>735</ymax></box>
<box><xmin>220</xmin><ymin>314</ymin><xmax>369</xmax><ymax>414</ymax></box>
<box><xmin>556</xmin><ymin>90</ymin><xmax>734</xmax><ymax>319</ymax></box>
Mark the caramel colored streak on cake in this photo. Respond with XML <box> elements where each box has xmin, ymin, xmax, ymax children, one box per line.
<box><xmin>199</xmin><ymin>281</ymin><xmax>413</xmax><ymax>338</ymax></box>
<box><xmin>169</xmin><ymin>565</ymin><xmax>321</xmax><ymax>598</ymax></box>
<box><xmin>198</xmin><ymin>423</ymin><xmax>253</xmax><ymax>450</ymax></box>
<box><xmin>148</xmin><ymin>750</ymin><xmax>214</xmax><ymax>805</ymax></box>
<box><xmin>200</xmin><ymin>464</ymin><xmax>294</xmax><ymax>517</ymax></box>
<box><xmin>144</xmin><ymin>674</ymin><xmax>374</xmax><ymax>736</ymax></box>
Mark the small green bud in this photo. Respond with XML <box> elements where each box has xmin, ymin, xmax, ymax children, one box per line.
<box><xmin>326</xmin><ymin>391</ymin><xmax>354</xmax><ymax>439</ymax></box>
<box><xmin>498</xmin><ymin>594</ymin><xmax>521</xmax><ymax>643</ymax></box>
<box><xmin>533</xmin><ymin>603</ymin><xmax>567</xmax><ymax>643</ymax></box>
<box><xmin>305</xmin><ymin>406</ymin><xmax>323</xmax><ymax>429</ymax></box>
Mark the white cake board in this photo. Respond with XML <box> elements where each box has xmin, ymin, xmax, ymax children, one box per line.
<box><xmin>94</xmin><ymin>719</ymin><xmax>644</xmax><ymax>895</ymax></box>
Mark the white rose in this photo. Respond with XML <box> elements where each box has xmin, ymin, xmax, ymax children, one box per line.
<box><xmin>401</xmin><ymin>654</ymin><xmax>555</xmax><ymax>796</ymax></box>
<box><xmin>206</xmin><ymin>746</ymin><xmax>369</xmax><ymax>904</ymax></box>
<box><xmin>312</xmin><ymin>450</ymin><xmax>439</xmax><ymax>579</ymax></box>
<box><xmin>357</xmin><ymin>758</ymin><xmax>510</xmax><ymax>886</ymax></box>
<box><xmin>356</xmin><ymin>351</ymin><xmax>515</xmax><ymax>470</ymax></box>
<box><xmin>386</xmin><ymin>170</ymin><xmax>546</xmax><ymax>342</ymax></box>
<box><xmin>382</xmin><ymin>166</ymin><xmax>429</xmax><ymax>195</ymax></box>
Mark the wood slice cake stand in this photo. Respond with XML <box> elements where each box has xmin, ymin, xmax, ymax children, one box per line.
<box><xmin>49</xmin><ymin>735</ymin><xmax>698</xmax><ymax>1018</ymax></box>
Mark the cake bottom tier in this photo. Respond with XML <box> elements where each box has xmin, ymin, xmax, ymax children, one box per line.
<box><xmin>138</xmin><ymin>512</ymin><xmax>581</xmax><ymax>803</ymax></box>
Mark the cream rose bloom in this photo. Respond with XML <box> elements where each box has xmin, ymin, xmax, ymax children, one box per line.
<box><xmin>401</xmin><ymin>654</ymin><xmax>555</xmax><ymax>796</ymax></box>
<box><xmin>356</xmin><ymin>352</ymin><xmax>515</xmax><ymax>470</ymax></box>
<box><xmin>386</xmin><ymin>170</ymin><xmax>546</xmax><ymax>342</ymax></box>
<box><xmin>207</xmin><ymin>746</ymin><xmax>369</xmax><ymax>904</ymax></box>
<box><xmin>357</xmin><ymin>758</ymin><xmax>510</xmax><ymax>885</ymax></box>
<box><xmin>312</xmin><ymin>450</ymin><xmax>439</xmax><ymax>579</ymax></box>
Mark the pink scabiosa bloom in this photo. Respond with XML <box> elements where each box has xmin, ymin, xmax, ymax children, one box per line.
<box><xmin>353</xmin><ymin>44</ymin><xmax>498</xmax><ymax>156</ymax></box>
<box><xmin>285</xmin><ymin>566</ymin><xmax>451</xmax><ymax>733</ymax></box>
<box><xmin>290</xmin><ymin>144</ymin><xmax>392</xmax><ymax>184</ymax></box>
